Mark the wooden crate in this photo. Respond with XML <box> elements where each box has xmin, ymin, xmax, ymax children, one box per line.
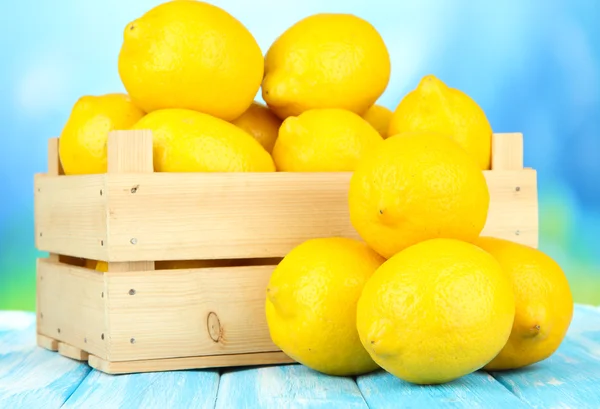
<box><xmin>34</xmin><ymin>130</ymin><xmax>538</xmax><ymax>374</ymax></box>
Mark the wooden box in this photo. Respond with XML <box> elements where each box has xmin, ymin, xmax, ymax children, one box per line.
<box><xmin>34</xmin><ymin>130</ymin><xmax>538</xmax><ymax>374</ymax></box>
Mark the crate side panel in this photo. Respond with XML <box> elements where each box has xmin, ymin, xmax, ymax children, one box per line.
<box><xmin>482</xmin><ymin>169</ymin><xmax>538</xmax><ymax>247</ymax></box>
<box><xmin>105</xmin><ymin>265</ymin><xmax>279</xmax><ymax>361</ymax></box>
<box><xmin>35</xmin><ymin>174</ymin><xmax>108</xmax><ymax>260</ymax></box>
<box><xmin>105</xmin><ymin>172</ymin><xmax>360</xmax><ymax>261</ymax></box>
<box><xmin>37</xmin><ymin>259</ymin><xmax>108</xmax><ymax>359</ymax></box>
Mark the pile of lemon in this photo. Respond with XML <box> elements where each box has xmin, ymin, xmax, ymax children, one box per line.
<box><xmin>58</xmin><ymin>0</ymin><xmax>574</xmax><ymax>385</ymax></box>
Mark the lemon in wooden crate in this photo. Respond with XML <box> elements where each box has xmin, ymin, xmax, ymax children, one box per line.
<box><xmin>356</xmin><ymin>238</ymin><xmax>515</xmax><ymax>384</ymax></box>
<box><xmin>475</xmin><ymin>237</ymin><xmax>574</xmax><ymax>370</ymax></box>
<box><xmin>348</xmin><ymin>131</ymin><xmax>489</xmax><ymax>259</ymax></box>
<box><xmin>130</xmin><ymin>109</ymin><xmax>275</xmax><ymax>172</ymax></box>
<box><xmin>231</xmin><ymin>102</ymin><xmax>282</xmax><ymax>154</ymax></box>
<box><xmin>262</xmin><ymin>13</ymin><xmax>391</xmax><ymax>119</ymax></box>
<box><xmin>388</xmin><ymin>74</ymin><xmax>493</xmax><ymax>170</ymax></box>
<box><xmin>363</xmin><ymin>104</ymin><xmax>394</xmax><ymax>138</ymax></box>
<box><xmin>265</xmin><ymin>237</ymin><xmax>385</xmax><ymax>376</ymax></box>
<box><xmin>273</xmin><ymin>108</ymin><xmax>383</xmax><ymax>171</ymax></box>
<box><xmin>58</xmin><ymin>93</ymin><xmax>145</xmax><ymax>175</ymax></box>
<box><xmin>118</xmin><ymin>0</ymin><xmax>263</xmax><ymax>121</ymax></box>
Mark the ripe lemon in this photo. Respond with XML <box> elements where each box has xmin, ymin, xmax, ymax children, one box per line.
<box><xmin>272</xmin><ymin>109</ymin><xmax>383</xmax><ymax>171</ymax></box>
<box><xmin>475</xmin><ymin>237</ymin><xmax>574</xmax><ymax>370</ymax></box>
<box><xmin>118</xmin><ymin>0</ymin><xmax>263</xmax><ymax>121</ymax></box>
<box><xmin>388</xmin><ymin>75</ymin><xmax>493</xmax><ymax>170</ymax></box>
<box><xmin>363</xmin><ymin>104</ymin><xmax>393</xmax><ymax>138</ymax></box>
<box><xmin>130</xmin><ymin>109</ymin><xmax>275</xmax><ymax>172</ymax></box>
<box><xmin>262</xmin><ymin>13</ymin><xmax>391</xmax><ymax>119</ymax></box>
<box><xmin>348</xmin><ymin>132</ymin><xmax>489</xmax><ymax>259</ymax></box>
<box><xmin>231</xmin><ymin>102</ymin><xmax>282</xmax><ymax>154</ymax></box>
<box><xmin>357</xmin><ymin>238</ymin><xmax>515</xmax><ymax>384</ymax></box>
<box><xmin>58</xmin><ymin>93</ymin><xmax>145</xmax><ymax>175</ymax></box>
<box><xmin>265</xmin><ymin>237</ymin><xmax>385</xmax><ymax>376</ymax></box>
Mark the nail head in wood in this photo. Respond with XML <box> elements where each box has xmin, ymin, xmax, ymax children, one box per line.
<box><xmin>101</xmin><ymin>333</ymin><xmax>105</xmax><ymax>340</ymax></box>
<box><xmin>129</xmin><ymin>289</ymin><xmax>136</xmax><ymax>295</ymax></box>
<box><xmin>130</xmin><ymin>238</ymin><xmax>137</xmax><ymax>245</ymax></box>
<box><xmin>130</xmin><ymin>338</ymin><xmax>136</xmax><ymax>344</ymax></box>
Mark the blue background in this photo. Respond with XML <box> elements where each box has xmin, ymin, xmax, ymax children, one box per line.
<box><xmin>1</xmin><ymin>0</ymin><xmax>598</xmax><ymax>310</ymax></box>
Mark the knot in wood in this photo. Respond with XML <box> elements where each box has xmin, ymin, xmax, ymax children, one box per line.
<box><xmin>207</xmin><ymin>312</ymin><xmax>222</xmax><ymax>343</ymax></box>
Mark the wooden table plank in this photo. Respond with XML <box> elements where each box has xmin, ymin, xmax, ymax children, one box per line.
<box><xmin>62</xmin><ymin>369</ymin><xmax>220</xmax><ymax>409</ymax></box>
<box><xmin>0</xmin><ymin>312</ymin><xmax>91</xmax><ymax>409</ymax></box>
<box><xmin>215</xmin><ymin>363</ymin><xmax>369</xmax><ymax>409</ymax></box>
<box><xmin>356</xmin><ymin>370</ymin><xmax>529</xmax><ymax>408</ymax></box>
<box><xmin>489</xmin><ymin>304</ymin><xmax>600</xmax><ymax>408</ymax></box>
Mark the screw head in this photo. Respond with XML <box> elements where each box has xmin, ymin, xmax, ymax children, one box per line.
<box><xmin>130</xmin><ymin>338</ymin><xmax>136</xmax><ymax>344</ymax></box>
<box><xmin>129</xmin><ymin>289</ymin><xmax>136</xmax><ymax>296</ymax></box>
<box><xmin>130</xmin><ymin>238</ymin><xmax>138</xmax><ymax>245</ymax></box>
<box><xmin>515</xmin><ymin>186</ymin><xmax>521</xmax><ymax>192</ymax></box>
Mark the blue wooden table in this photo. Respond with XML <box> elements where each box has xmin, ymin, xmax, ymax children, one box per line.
<box><xmin>1</xmin><ymin>305</ymin><xmax>600</xmax><ymax>409</ymax></box>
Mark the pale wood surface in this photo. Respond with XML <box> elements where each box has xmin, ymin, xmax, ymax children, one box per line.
<box><xmin>1</xmin><ymin>305</ymin><xmax>599</xmax><ymax>408</ymax></box>
<box><xmin>492</xmin><ymin>132</ymin><xmax>524</xmax><ymax>171</ymax></box>
<box><xmin>105</xmin><ymin>264</ymin><xmax>280</xmax><ymax>361</ymax></box>
<box><xmin>37</xmin><ymin>259</ymin><xmax>108</xmax><ymax>359</ymax></box>
<box><xmin>35</xmin><ymin>132</ymin><xmax>539</xmax><ymax>262</ymax></box>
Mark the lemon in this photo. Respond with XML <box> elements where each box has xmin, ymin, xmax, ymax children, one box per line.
<box><xmin>272</xmin><ymin>109</ymin><xmax>383</xmax><ymax>171</ymax></box>
<box><xmin>475</xmin><ymin>237</ymin><xmax>574</xmax><ymax>370</ymax></box>
<box><xmin>262</xmin><ymin>13</ymin><xmax>391</xmax><ymax>119</ymax></box>
<box><xmin>96</xmin><ymin>261</ymin><xmax>108</xmax><ymax>272</ymax></box>
<box><xmin>348</xmin><ymin>132</ymin><xmax>490</xmax><ymax>259</ymax></box>
<box><xmin>265</xmin><ymin>237</ymin><xmax>385</xmax><ymax>376</ymax></box>
<box><xmin>363</xmin><ymin>104</ymin><xmax>393</xmax><ymax>138</ymax></box>
<box><xmin>388</xmin><ymin>75</ymin><xmax>493</xmax><ymax>170</ymax></box>
<box><xmin>357</xmin><ymin>238</ymin><xmax>515</xmax><ymax>384</ymax></box>
<box><xmin>231</xmin><ymin>102</ymin><xmax>282</xmax><ymax>153</ymax></box>
<box><xmin>130</xmin><ymin>109</ymin><xmax>275</xmax><ymax>172</ymax></box>
<box><xmin>58</xmin><ymin>93</ymin><xmax>145</xmax><ymax>175</ymax></box>
<box><xmin>118</xmin><ymin>0</ymin><xmax>263</xmax><ymax>121</ymax></box>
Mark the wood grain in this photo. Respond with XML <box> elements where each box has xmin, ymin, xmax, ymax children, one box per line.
<box><xmin>356</xmin><ymin>370</ymin><xmax>528</xmax><ymax>409</ymax></box>
<box><xmin>488</xmin><ymin>304</ymin><xmax>600</xmax><ymax>407</ymax></box>
<box><xmin>492</xmin><ymin>132</ymin><xmax>524</xmax><ymax>171</ymax></box>
<box><xmin>61</xmin><ymin>369</ymin><xmax>220</xmax><ymax>409</ymax></box>
<box><xmin>104</xmin><ymin>265</ymin><xmax>282</xmax><ymax>361</ymax></box>
<box><xmin>34</xmin><ymin>173</ymin><xmax>108</xmax><ymax>261</ymax></box>
<box><xmin>88</xmin><ymin>351</ymin><xmax>294</xmax><ymax>374</ymax></box>
<box><xmin>58</xmin><ymin>342</ymin><xmax>90</xmax><ymax>361</ymax></box>
<box><xmin>215</xmin><ymin>364</ymin><xmax>369</xmax><ymax>409</ymax></box>
<box><xmin>37</xmin><ymin>259</ymin><xmax>108</xmax><ymax>359</ymax></box>
<box><xmin>0</xmin><ymin>317</ymin><xmax>91</xmax><ymax>409</ymax></box>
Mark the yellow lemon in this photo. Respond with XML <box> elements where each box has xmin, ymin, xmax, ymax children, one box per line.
<box><xmin>96</xmin><ymin>261</ymin><xmax>108</xmax><ymax>272</ymax></box>
<box><xmin>262</xmin><ymin>13</ymin><xmax>391</xmax><ymax>119</ymax></box>
<box><xmin>388</xmin><ymin>75</ymin><xmax>493</xmax><ymax>170</ymax></box>
<box><xmin>265</xmin><ymin>237</ymin><xmax>385</xmax><ymax>376</ymax></box>
<box><xmin>349</xmin><ymin>132</ymin><xmax>490</xmax><ymax>259</ymax></box>
<box><xmin>357</xmin><ymin>238</ymin><xmax>515</xmax><ymax>384</ymax></box>
<box><xmin>273</xmin><ymin>109</ymin><xmax>383</xmax><ymax>171</ymax></box>
<box><xmin>118</xmin><ymin>0</ymin><xmax>263</xmax><ymax>121</ymax></box>
<box><xmin>475</xmin><ymin>237</ymin><xmax>574</xmax><ymax>371</ymax></box>
<box><xmin>58</xmin><ymin>93</ymin><xmax>145</xmax><ymax>175</ymax></box>
<box><xmin>231</xmin><ymin>102</ymin><xmax>282</xmax><ymax>153</ymax></box>
<box><xmin>130</xmin><ymin>109</ymin><xmax>275</xmax><ymax>172</ymax></box>
<box><xmin>363</xmin><ymin>104</ymin><xmax>393</xmax><ymax>138</ymax></box>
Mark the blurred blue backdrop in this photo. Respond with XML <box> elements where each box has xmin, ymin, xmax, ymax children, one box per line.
<box><xmin>0</xmin><ymin>0</ymin><xmax>598</xmax><ymax>310</ymax></box>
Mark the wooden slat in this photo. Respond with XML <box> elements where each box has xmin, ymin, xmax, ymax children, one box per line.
<box><xmin>492</xmin><ymin>132</ymin><xmax>524</xmax><ymax>170</ymax></box>
<box><xmin>107</xmin><ymin>130</ymin><xmax>156</xmax><ymax>272</ymax></box>
<box><xmin>356</xmin><ymin>370</ymin><xmax>528</xmax><ymax>408</ymax></box>
<box><xmin>0</xmin><ymin>314</ymin><xmax>92</xmax><ymax>409</ymax></box>
<box><xmin>88</xmin><ymin>351</ymin><xmax>294</xmax><ymax>374</ymax></box>
<box><xmin>488</xmin><ymin>305</ymin><xmax>600</xmax><ymax>407</ymax></box>
<box><xmin>47</xmin><ymin>137</ymin><xmax>65</xmax><ymax>176</ymax></box>
<box><xmin>481</xmin><ymin>169</ymin><xmax>538</xmax><ymax>248</ymax></box>
<box><xmin>102</xmin><ymin>169</ymin><xmax>537</xmax><ymax>261</ymax></box>
<box><xmin>215</xmin><ymin>364</ymin><xmax>369</xmax><ymax>409</ymax></box>
<box><xmin>61</xmin><ymin>369</ymin><xmax>220</xmax><ymax>409</ymax></box>
<box><xmin>58</xmin><ymin>342</ymin><xmax>90</xmax><ymax>361</ymax></box>
<box><xmin>34</xmin><ymin>174</ymin><xmax>108</xmax><ymax>261</ymax></box>
<box><xmin>37</xmin><ymin>334</ymin><xmax>58</xmax><ymax>351</ymax></box>
<box><xmin>37</xmin><ymin>259</ymin><xmax>108</xmax><ymax>359</ymax></box>
<box><xmin>104</xmin><ymin>265</ymin><xmax>281</xmax><ymax>361</ymax></box>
